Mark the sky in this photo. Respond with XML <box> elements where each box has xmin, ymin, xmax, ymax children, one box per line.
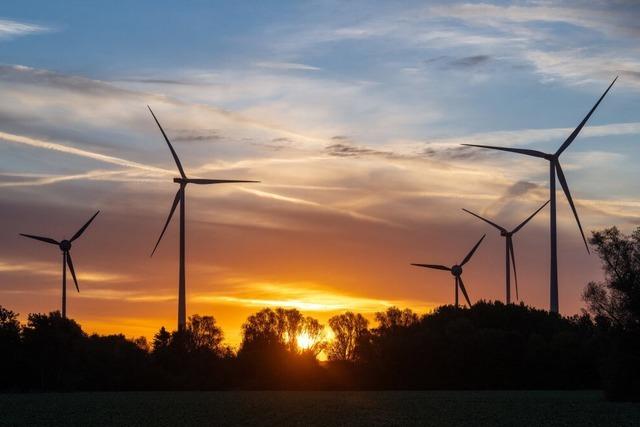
<box><xmin>0</xmin><ymin>0</ymin><xmax>639</xmax><ymax>347</ymax></box>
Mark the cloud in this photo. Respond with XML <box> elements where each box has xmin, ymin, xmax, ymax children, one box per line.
<box><xmin>0</xmin><ymin>259</ymin><xmax>129</xmax><ymax>283</ymax></box>
<box><xmin>255</xmin><ymin>61</ymin><xmax>321</xmax><ymax>71</ymax></box>
<box><xmin>0</xmin><ymin>130</ymin><xmax>172</xmax><ymax>176</ymax></box>
<box><xmin>524</xmin><ymin>49</ymin><xmax>639</xmax><ymax>87</ymax></box>
<box><xmin>448</xmin><ymin>55</ymin><xmax>493</xmax><ymax>68</ymax></box>
<box><xmin>430</xmin><ymin>2</ymin><xmax>640</xmax><ymax>39</ymax></box>
<box><xmin>171</xmin><ymin>129</ymin><xmax>222</xmax><ymax>143</ymax></box>
<box><xmin>0</xmin><ymin>18</ymin><xmax>49</xmax><ymax>40</ymax></box>
<box><xmin>423</xmin><ymin>122</ymin><xmax>640</xmax><ymax>152</ymax></box>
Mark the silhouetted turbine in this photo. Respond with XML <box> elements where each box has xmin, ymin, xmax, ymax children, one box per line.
<box><xmin>462</xmin><ymin>200</ymin><xmax>549</xmax><ymax>304</ymax></box>
<box><xmin>462</xmin><ymin>77</ymin><xmax>617</xmax><ymax>313</ymax></box>
<box><xmin>148</xmin><ymin>106</ymin><xmax>259</xmax><ymax>330</ymax></box>
<box><xmin>412</xmin><ymin>234</ymin><xmax>485</xmax><ymax>308</ymax></box>
<box><xmin>19</xmin><ymin>211</ymin><xmax>100</xmax><ymax>318</ymax></box>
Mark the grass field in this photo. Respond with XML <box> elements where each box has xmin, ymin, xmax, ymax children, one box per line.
<box><xmin>0</xmin><ymin>390</ymin><xmax>638</xmax><ymax>426</ymax></box>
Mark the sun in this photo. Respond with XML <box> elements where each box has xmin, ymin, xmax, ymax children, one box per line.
<box><xmin>296</xmin><ymin>332</ymin><xmax>314</xmax><ymax>350</ymax></box>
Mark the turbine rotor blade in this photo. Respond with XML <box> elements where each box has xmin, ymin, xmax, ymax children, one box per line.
<box><xmin>458</xmin><ymin>276</ymin><xmax>472</xmax><ymax>308</ymax></box>
<box><xmin>70</xmin><ymin>211</ymin><xmax>100</xmax><ymax>242</ymax></box>
<box><xmin>555</xmin><ymin>161</ymin><xmax>589</xmax><ymax>254</ymax></box>
<box><xmin>147</xmin><ymin>106</ymin><xmax>187</xmax><ymax>179</ymax></box>
<box><xmin>411</xmin><ymin>263</ymin><xmax>451</xmax><ymax>271</ymax></box>
<box><xmin>556</xmin><ymin>77</ymin><xmax>618</xmax><ymax>157</ymax></box>
<box><xmin>151</xmin><ymin>188</ymin><xmax>182</xmax><ymax>257</ymax></box>
<box><xmin>461</xmin><ymin>234</ymin><xmax>486</xmax><ymax>266</ymax></box>
<box><xmin>462</xmin><ymin>208</ymin><xmax>506</xmax><ymax>232</ymax></box>
<box><xmin>508</xmin><ymin>237</ymin><xmax>518</xmax><ymax>301</ymax></box>
<box><xmin>511</xmin><ymin>200</ymin><xmax>550</xmax><ymax>234</ymax></box>
<box><xmin>19</xmin><ymin>234</ymin><xmax>59</xmax><ymax>245</ymax></box>
<box><xmin>66</xmin><ymin>252</ymin><xmax>79</xmax><ymax>292</ymax></box>
<box><xmin>462</xmin><ymin>144</ymin><xmax>548</xmax><ymax>159</ymax></box>
<box><xmin>187</xmin><ymin>179</ymin><xmax>260</xmax><ymax>185</ymax></box>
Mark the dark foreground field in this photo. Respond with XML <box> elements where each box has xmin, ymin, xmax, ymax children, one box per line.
<box><xmin>1</xmin><ymin>391</ymin><xmax>638</xmax><ymax>426</ymax></box>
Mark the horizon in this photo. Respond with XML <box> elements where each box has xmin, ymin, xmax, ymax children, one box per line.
<box><xmin>1</xmin><ymin>0</ymin><xmax>640</xmax><ymax>348</ymax></box>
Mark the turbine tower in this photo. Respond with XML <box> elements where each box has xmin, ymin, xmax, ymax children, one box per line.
<box><xmin>462</xmin><ymin>77</ymin><xmax>617</xmax><ymax>313</ymax></box>
<box><xmin>19</xmin><ymin>211</ymin><xmax>100</xmax><ymax>317</ymax></box>
<box><xmin>462</xmin><ymin>200</ymin><xmax>549</xmax><ymax>304</ymax></box>
<box><xmin>148</xmin><ymin>106</ymin><xmax>259</xmax><ymax>330</ymax></box>
<box><xmin>411</xmin><ymin>234</ymin><xmax>485</xmax><ymax>308</ymax></box>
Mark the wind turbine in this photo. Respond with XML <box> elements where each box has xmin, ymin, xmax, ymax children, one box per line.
<box><xmin>19</xmin><ymin>211</ymin><xmax>100</xmax><ymax>318</ymax></box>
<box><xmin>147</xmin><ymin>106</ymin><xmax>259</xmax><ymax>330</ymax></box>
<box><xmin>462</xmin><ymin>200</ymin><xmax>549</xmax><ymax>304</ymax></box>
<box><xmin>411</xmin><ymin>234</ymin><xmax>485</xmax><ymax>308</ymax></box>
<box><xmin>462</xmin><ymin>77</ymin><xmax>617</xmax><ymax>313</ymax></box>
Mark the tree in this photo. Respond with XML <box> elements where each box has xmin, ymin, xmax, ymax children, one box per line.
<box><xmin>0</xmin><ymin>306</ymin><xmax>21</xmax><ymax>389</ymax></box>
<box><xmin>187</xmin><ymin>314</ymin><xmax>224</xmax><ymax>353</ymax></box>
<box><xmin>583</xmin><ymin>227</ymin><xmax>640</xmax><ymax>330</ymax></box>
<box><xmin>241</xmin><ymin>308</ymin><xmax>281</xmax><ymax>348</ymax></box>
<box><xmin>275</xmin><ymin>308</ymin><xmax>304</xmax><ymax>352</ymax></box>
<box><xmin>0</xmin><ymin>305</ymin><xmax>20</xmax><ymax>338</ymax></box>
<box><xmin>152</xmin><ymin>326</ymin><xmax>171</xmax><ymax>353</ymax></box>
<box><xmin>298</xmin><ymin>316</ymin><xmax>326</xmax><ymax>357</ymax></box>
<box><xmin>583</xmin><ymin>227</ymin><xmax>640</xmax><ymax>400</ymax></box>
<box><xmin>374</xmin><ymin>307</ymin><xmax>418</xmax><ymax>331</ymax></box>
<box><xmin>327</xmin><ymin>312</ymin><xmax>369</xmax><ymax>361</ymax></box>
<box><xmin>240</xmin><ymin>307</ymin><xmax>324</xmax><ymax>355</ymax></box>
<box><xmin>133</xmin><ymin>336</ymin><xmax>150</xmax><ymax>352</ymax></box>
<box><xmin>21</xmin><ymin>311</ymin><xmax>86</xmax><ymax>389</ymax></box>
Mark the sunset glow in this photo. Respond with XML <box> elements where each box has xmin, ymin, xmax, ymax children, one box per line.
<box><xmin>296</xmin><ymin>332</ymin><xmax>314</xmax><ymax>351</ymax></box>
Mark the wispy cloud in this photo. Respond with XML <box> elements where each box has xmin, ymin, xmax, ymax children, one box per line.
<box><xmin>0</xmin><ymin>130</ymin><xmax>172</xmax><ymax>176</ymax></box>
<box><xmin>0</xmin><ymin>18</ymin><xmax>49</xmax><ymax>40</ymax></box>
<box><xmin>254</xmin><ymin>61</ymin><xmax>321</xmax><ymax>71</ymax></box>
<box><xmin>0</xmin><ymin>259</ymin><xmax>129</xmax><ymax>283</ymax></box>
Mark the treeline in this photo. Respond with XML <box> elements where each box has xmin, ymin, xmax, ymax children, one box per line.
<box><xmin>0</xmin><ymin>226</ymin><xmax>638</xmax><ymax>400</ymax></box>
<box><xmin>0</xmin><ymin>302</ymin><xmax>612</xmax><ymax>392</ymax></box>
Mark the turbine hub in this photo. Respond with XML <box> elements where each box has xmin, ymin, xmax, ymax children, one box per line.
<box><xmin>59</xmin><ymin>240</ymin><xmax>71</xmax><ymax>251</ymax></box>
<box><xmin>500</xmin><ymin>230</ymin><xmax>507</xmax><ymax>237</ymax></box>
<box><xmin>451</xmin><ymin>265</ymin><xmax>462</xmax><ymax>276</ymax></box>
<box><xmin>173</xmin><ymin>178</ymin><xmax>187</xmax><ymax>184</ymax></box>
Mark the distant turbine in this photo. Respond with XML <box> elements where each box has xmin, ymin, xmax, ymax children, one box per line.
<box><xmin>148</xmin><ymin>106</ymin><xmax>259</xmax><ymax>330</ymax></box>
<box><xmin>462</xmin><ymin>200</ymin><xmax>549</xmax><ymax>304</ymax></box>
<box><xmin>412</xmin><ymin>234</ymin><xmax>486</xmax><ymax>308</ymax></box>
<box><xmin>19</xmin><ymin>211</ymin><xmax>100</xmax><ymax>318</ymax></box>
<box><xmin>462</xmin><ymin>77</ymin><xmax>617</xmax><ymax>313</ymax></box>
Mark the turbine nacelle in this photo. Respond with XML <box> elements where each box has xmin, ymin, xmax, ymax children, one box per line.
<box><xmin>450</xmin><ymin>265</ymin><xmax>462</xmax><ymax>276</ymax></box>
<box><xmin>59</xmin><ymin>240</ymin><xmax>72</xmax><ymax>251</ymax></box>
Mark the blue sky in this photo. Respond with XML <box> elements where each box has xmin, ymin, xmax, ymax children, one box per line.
<box><xmin>0</xmin><ymin>0</ymin><xmax>639</xmax><ymax>340</ymax></box>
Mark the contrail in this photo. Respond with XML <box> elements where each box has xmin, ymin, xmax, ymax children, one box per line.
<box><xmin>0</xmin><ymin>130</ymin><xmax>173</xmax><ymax>175</ymax></box>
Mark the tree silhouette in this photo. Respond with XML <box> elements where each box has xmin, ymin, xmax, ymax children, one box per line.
<box><xmin>327</xmin><ymin>312</ymin><xmax>369</xmax><ymax>361</ymax></box>
<box><xmin>237</xmin><ymin>307</ymin><xmax>326</xmax><ymax>388</ymax></box>
<box><xmin>0</xmin><ymin>306</ymin><xmax>21</xmax><ymax>389</ymax></box>
<box><xmin>186</xmin><ymin>314</ymin><xmax>224</xmax><ymax>354</ymax></box>
<box><xmin>240</xmin><ymin>307</ymin><xmax>325</xmax><ymax>355</ymax></box>
<box><xmin>583</xmin><ymin>227</ymin><xmax>640</xmax><ymax>329</ymax></box>
<box><xmin>21</xmin><ymin>311</ymin><xmax>86</xmax><ymax>389</ymax></box>
<box><xmin>582</xmin><ymin>226</ymin><xmax>640</xmax><ymax>400</ymax></box>
<box><xmin>275</xmin><ymin>308</ymin><xmax>304</xmax><ymax>352</ymax></box>
<box><xmin>152</xmin><ymin>326</ymin><xmax>171</xmax><ymax>353</ymax></box>
<box><xmin>374</xmin><ymin>307</ymin><xmax>419</xmax><ymax>331</ymax></box>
